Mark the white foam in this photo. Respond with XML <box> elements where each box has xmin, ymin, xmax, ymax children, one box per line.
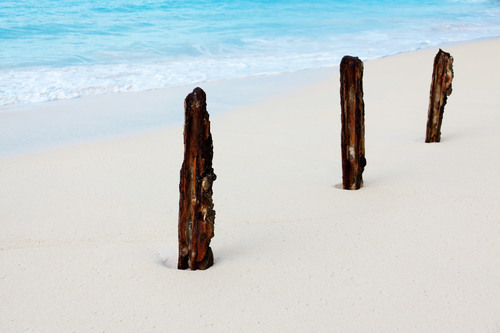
<box><xmin>0</xmin><ymin>53</ymin><xmax>341</xmax><ymax>106</ymax></box>
<box><xmin>1</xmin><ymin>33</ymin><xmax>499</xmax><ymax>106</ymax></box>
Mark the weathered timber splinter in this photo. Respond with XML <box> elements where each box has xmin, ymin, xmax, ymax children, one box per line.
<box><xmin>425</xmin><ymin>49</ymin><xmax>454</xmax><ymax>143</ymax></box>
<box><xmin>340</xmin><ymin>56</ymin><xmax>366</xmax><ymax>190</ymax></box>
<box><xmin>178</xmin><ymin>87</ymin><xmax>216</xmax><ymax>270</ymax></box>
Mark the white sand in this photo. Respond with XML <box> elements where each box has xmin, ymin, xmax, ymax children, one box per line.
<box><xmin>1</xmin><ymin>39</ymin><xmax>499</xmax><ymax>332</ymax></box>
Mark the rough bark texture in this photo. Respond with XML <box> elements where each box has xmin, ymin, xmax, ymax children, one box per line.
<box><xmin>426</xmin><ymin>49</ymin><xmax>454</xmax><ymax>143</ymax></box>
<box><xmin>178</xmin><ymin>87</ymin><xmax>216</xmax><ymax>270</ymax></box>
<box><xmin>340</xmin><ymin>56</ymin><xmax>366</xmax><ymax>190</ymax></box>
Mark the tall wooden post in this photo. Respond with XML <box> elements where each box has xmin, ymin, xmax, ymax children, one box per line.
<box><xmin>426</xmin><ymin>49</ymin><xmax>454</xmax><ymax>143</ymax></box>
<box><xmin>178</xmin><ymin>87</ymin><xmax>216</xmax><ymax>270</ymax></box>
<box><xmin>340</xmin><ymin>56</ymin><xmax>366</xmax><ymax>190</ymax></box>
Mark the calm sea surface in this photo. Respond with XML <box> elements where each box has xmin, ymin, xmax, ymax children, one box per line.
<box><xmin>0</xmin><ymin>0</ymin><xmax>499</xmax><ymax>105</ymax></box>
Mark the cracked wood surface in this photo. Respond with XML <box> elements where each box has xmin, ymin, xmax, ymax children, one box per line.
<box><xmin>178</xmin><ymin>87</ymin><xmax>216</xmax><ymax>270</ymax></box>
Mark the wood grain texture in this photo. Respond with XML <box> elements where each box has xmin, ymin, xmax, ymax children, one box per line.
<box><xmin>426</xmin><ymin>49</ymin><xmax>454</xmax><ymax>143</ymax></box>
<box><xmin>178</xmin><ymin>87</ymin><xmax>216</xmax><ymax>270</ymax></box>
<box><xmin>340</xmin><ymin>56</ymin><xmax>366</xmax><ymax>190</ymax></box>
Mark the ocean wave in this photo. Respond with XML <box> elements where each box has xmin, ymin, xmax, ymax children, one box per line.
<box><xmin>1</xmin><ymin>0</ymin><xmax>499</xmax><ymax>106</ymax></box>
<box><xmin>0</xmin><ymin>55</ymin><xmax>332</xmax><ymax>106</ymax></box>
<box><xmin>1</xmin><ymin>32</ymin><xmax>499</xmax><ymax>107</ymax></box>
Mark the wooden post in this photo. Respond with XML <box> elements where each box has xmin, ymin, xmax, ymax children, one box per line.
<box><xmin>340</xmin><ymin>56</ymin><xmax>366</xmax><ymax>190</ymax></box>
<box><xmin>425</xmin><ymin>49</ymin><xmax>454</xmax><ymax>143</ymax></box>
<box><xmin>178</xmin><ymin>87</ymin><xmax>216</xmax><ymax>270</ymax></box>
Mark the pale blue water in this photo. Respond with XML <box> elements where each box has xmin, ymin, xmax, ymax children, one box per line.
<box><xmin>0</xmin><ymin>0</ymin><xmax>499</xmax><ymax>105</ymax></box>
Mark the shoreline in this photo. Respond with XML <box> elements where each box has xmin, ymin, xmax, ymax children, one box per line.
<box><xmin>1</xmin><ymin>39</ymin><xmax>499</xmax><ymax>331</ymax></box>
<box><xmin>0</xmin><ymin>65</ymin><xmax>335</xmax><ymax>159</ymax></box>
<box><xmin>2</xmin><ymin>36</ymin><xmax>499</xmax><ymax>111</ymax></box>
<box><xmin>1</xmin><ymin>37</ymin><xmax>498</xmax><ymax>159</ymax></box>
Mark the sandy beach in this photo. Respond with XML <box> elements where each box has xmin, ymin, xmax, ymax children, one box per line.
<box><xmin>1</xmin><ymin>39</ymin><xmax>499</xmax><ymax>332</ymax></box>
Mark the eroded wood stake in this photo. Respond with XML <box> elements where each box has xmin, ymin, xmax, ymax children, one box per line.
<box><xmin>425</xmin><ymin>49</ymin><xmax>454</xmax><ymax>143</ymax></box>
<box><xmin>178</xmin><ymin>87</ymin><xmax>216</xmax><ymax>270</ymax></box>
<box><xmin>340</xmin><ymin>56</ymin><xmax>366</xmax><ymax>190</ymax></box>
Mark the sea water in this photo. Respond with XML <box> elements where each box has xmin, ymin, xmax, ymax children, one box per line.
<box><xmin>0</xmin><ymin>0</ymin><xmax>499</xmax><ymax>106</ymax></box>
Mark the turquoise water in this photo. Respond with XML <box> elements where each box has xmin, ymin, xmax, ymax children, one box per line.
<box><xmin>1</xmin><ymin>0</ymin><xmax>499</xmax><ymax>105</ymax></box>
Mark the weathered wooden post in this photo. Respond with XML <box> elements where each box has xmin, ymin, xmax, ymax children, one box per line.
<box><xmin>178</xmin><ymin>87</ymin><xmax>216</xmax><ymax>270</ymax></box>
<box><xmin>425</xmin><ymin>49</ymin><xmax>454</xmax><ymax>143</ymax></box>
<box><xmin>340</xmin><ymin>56</ymin><xmax>366</xmax><ymax>190</ymax></box>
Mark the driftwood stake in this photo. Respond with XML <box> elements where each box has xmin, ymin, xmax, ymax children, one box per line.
<box><xmin>425</xmin><ymin>49</ymin><xmax>454</xmax><ymax>143</ymax></box>
<box><xmin>340</xmin><ymin>56</ymin><xmax>366</xmax><ymax>190</ymax></box>
<box><xmin>178</xmin><ymin>87</ymin><xmax>216</xmax><ymax>270</ymax></box>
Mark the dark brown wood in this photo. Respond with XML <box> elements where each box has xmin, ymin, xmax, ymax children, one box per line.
<box><xmin>178</xmin><ymin>87</ymin><xmax>216</xmax><ymax>270</ymax></box>
<box><xmin>340</xmin><ymin>56</ymin><xmax>366</xmax><ymax>190</ymax></box>
<box><xmin>426</xmin><ymin>49</ymin><xmax>454</xmax><ymax>143</ymax></box>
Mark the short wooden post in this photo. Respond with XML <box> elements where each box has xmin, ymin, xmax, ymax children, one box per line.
<box><xmin>425</xmin><ymin>49</ymin><xmax>454</xmax><ymax>143</ymax></box>
<box><xmin>178</xmin><ymin>87</ymin><xmax>216</xmax><ymax>270</ymax></box>
<box><xmin>340</xmin><ymin>56</ymin><xmax>366</xmax><ymax>190</ymax></box>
